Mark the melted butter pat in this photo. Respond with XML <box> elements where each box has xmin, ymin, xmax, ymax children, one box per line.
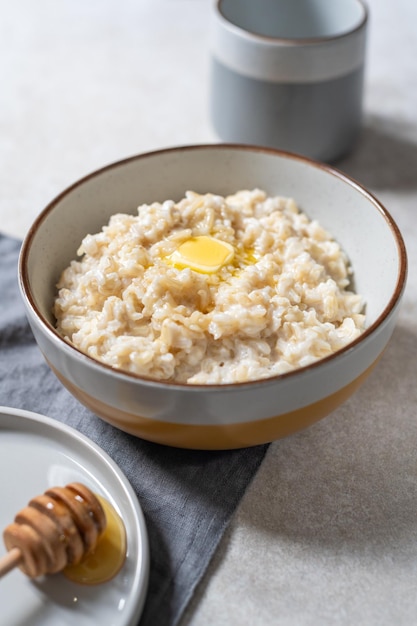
<box><xmin>169</xmin><ymin>235</ymin><xmax>234</xmax><ymax>273</ymax></box>
<box><xmin>63</xmin><ymin>495</ymin><xmax>127</xmax><ymax>586</ymax></box>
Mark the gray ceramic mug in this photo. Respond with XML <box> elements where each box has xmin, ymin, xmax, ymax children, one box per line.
<box><xmin>210</xmin><ymin>0</ymin><xmax>368</xmax><ymax>162</ymax></box>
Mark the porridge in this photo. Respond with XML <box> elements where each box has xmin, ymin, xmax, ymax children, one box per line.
<box><xmin>54</xmin><ymin>189</ymin><xmax>365</xmax><ymax>384</ymax></box>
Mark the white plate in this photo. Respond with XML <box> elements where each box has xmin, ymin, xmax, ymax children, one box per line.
<box><xmin>0</xmin><ymin>406</ymin><xmax>150</xmax><ymax>626</ymax></box>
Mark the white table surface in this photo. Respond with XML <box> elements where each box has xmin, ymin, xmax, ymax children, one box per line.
<box><xmin>1</xmin><ymin>1</ymin><xmax>416</xmax><ymax>625</ymax></box>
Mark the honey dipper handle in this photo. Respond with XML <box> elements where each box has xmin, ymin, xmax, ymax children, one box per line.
<box><xmin>0</xmin><ymin>547</ymin><xmax>22</xmax><ymax>578</ymax></box>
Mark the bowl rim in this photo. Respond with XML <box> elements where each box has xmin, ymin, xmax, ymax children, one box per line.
<box><xmin>19</xmin><ymin>143</ymin><xmax>408</xmax><ymax>392</ymax></box>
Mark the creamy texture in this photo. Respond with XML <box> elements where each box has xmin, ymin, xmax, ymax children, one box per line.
<box><xmin>54</xmin><ymin>189</ymin><xmax>365</xmax><ymax>384</ymax></box>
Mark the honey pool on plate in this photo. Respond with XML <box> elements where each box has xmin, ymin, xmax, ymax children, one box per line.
<box><xmin>63</xmin><ymin>495</ymin><xmax>127</xmax><ymax>586</ymax></box>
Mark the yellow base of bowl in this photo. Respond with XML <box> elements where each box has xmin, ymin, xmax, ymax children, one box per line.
<box><xmin>50</xmin><ymin>362</ymin><xmax>376</xmax><ymax>450</ymax></box>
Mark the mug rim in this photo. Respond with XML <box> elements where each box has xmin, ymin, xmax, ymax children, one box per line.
<box><xmin>216</xmin><ymin>0</ymin><xmax>368</xmax><ymax>46</ymax></box>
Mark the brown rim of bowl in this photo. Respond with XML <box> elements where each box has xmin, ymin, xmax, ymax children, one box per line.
<box><xmin>19</xmin><ymin>143</ymin><xmax>408</xmax><ymax>392</ymax></box>
<box><xmin>216</xmin><ymin>0</ymin><xmax>368</xmax><ymax>46</ymax></box>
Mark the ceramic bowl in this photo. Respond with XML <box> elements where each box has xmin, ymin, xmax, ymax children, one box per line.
<box><xmin>19</xmin><ymin>145</ymin><xmax>407</xmax><ymax>450</ymax></box>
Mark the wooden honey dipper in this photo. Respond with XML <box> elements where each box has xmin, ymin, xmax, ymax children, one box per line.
<box><xmin>0</xmin><ymin>482</ymin><xmax>107</xmax><ymax>579</ymax></box>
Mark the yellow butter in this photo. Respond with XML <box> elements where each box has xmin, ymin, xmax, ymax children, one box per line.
<box><xmin>169</xmin><ymin>235</ymin><xmax>234</xmax><ymax>273</ymax></box>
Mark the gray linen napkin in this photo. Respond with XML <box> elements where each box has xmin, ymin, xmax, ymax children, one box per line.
<box><xmin>0</xmin><ymin>234</ymin><xmax>268</xmax><ymax>626</ymax></box>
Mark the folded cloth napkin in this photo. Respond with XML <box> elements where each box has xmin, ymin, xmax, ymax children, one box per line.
<box><xmin>0</xmin><ymin>234</ymin><xmax>268</xmax><ymax>626</ymax></box>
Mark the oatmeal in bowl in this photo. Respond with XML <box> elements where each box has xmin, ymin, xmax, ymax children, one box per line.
<box><xmin>54</xmin><ymin>189</ymin><xmax>365</xmax><ymax>384</ymax></box>
<box><xmin>19</xmin><ymin>145</ymin><xmax>406</xmax><ymax>449</ymax></box>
